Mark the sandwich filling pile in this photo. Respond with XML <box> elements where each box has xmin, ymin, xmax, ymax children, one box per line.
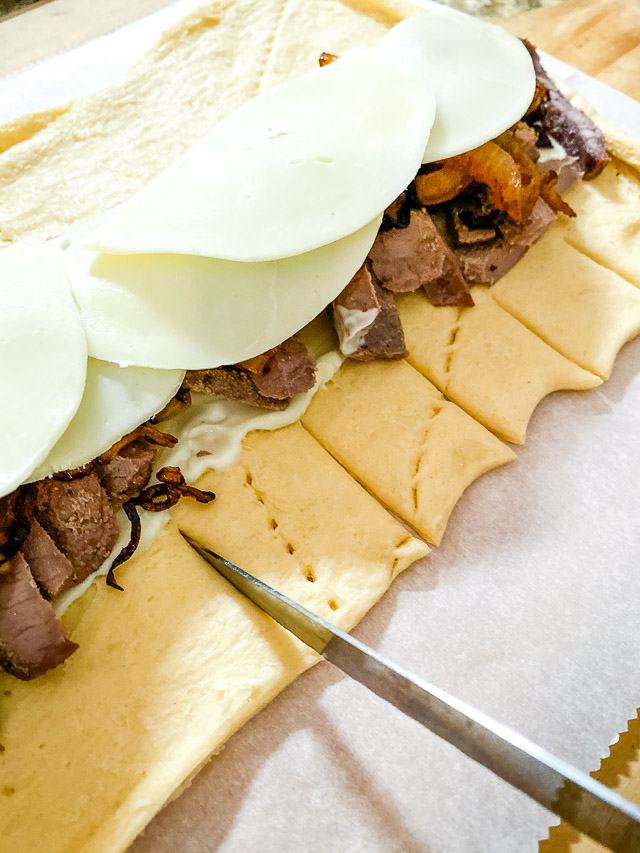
<box><xmin>0</xmin><ymin>12</ymin><xmax>614</xmax><ymax>680</ymax></box>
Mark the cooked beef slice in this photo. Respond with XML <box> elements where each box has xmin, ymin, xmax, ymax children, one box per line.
<box><xmin>455</xmin><ymin>198</ymin><xmax>556</xmax><ymax>285</ymax></box>
<box><xmin>185</xmin><ymin>367</ymin><xmax>288</xmax><ymax>409</ymax></box>
<box><xmin>510</xmin><ymin>121</ymin><xmax>540</xmax><ymax>162</ymax></box>
<box><xmin>336</xmin><ymin>263</ymin><xmax>380</xmax><ymax>315</ymax></box>
<box><xmin>187</xmin><ymin>337</ymin><xmax>316</xmax><ymax>407</ymax></box>
<box><xmin>333</xmin><ymin>265</ymin><xmax>407</xmax><ymax>361</ymax></box>
<box><xmin>98</xmin><ymin>442</ymin><xmax>156</xmax><ymax>506</ymax></box>
<box><xmin>0</xmin><ymin>553</ymin><xmax>77</xmax><ymax>680</ymax></box>
<box><xmin>523</xmin><ymin>40</ymin><xmax>609</xmax><ymax>179</ymax></box>
<box><xmin>30</xmin><ymin>474</ymin><xmax>120</xmax><ymax>583</ymax></box>
<box><xmin>355</xmin><ymin>287</ymin><xmax>408</xmax><ymax>361</ymax></box>
<box><xmin>368</xmin><ymin>209</ymin><xmax>473</xmax><ymax>307</ymax></box>
<box><xmin>20</xmin><ymin>521</ymin><xmax>75</xmax><ymax>599</ymax></box>
<box><xmin>251</xmin><ymin>336</ymin><xmax>316</xmax><ymax>400</ymax></box>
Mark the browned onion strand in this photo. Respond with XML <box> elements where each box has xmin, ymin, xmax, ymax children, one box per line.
<box><xmin>106</xmin><ymin>499</ymin><xmax>141</xmax><ymax>591</ymax></box>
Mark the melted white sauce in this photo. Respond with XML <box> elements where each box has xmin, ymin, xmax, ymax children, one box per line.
<box><xmin>334</xmin><ymin>305</ymin><xmax>379</xmax><ymax>355</ymax></box>
<box><xmin>54</xmin><ymin>350</ymin><xmax>343</xmax><ymax>615</ymax></box>
<box><xmin>157</xmin><ymin>350</ymin><xmax>343</xmax><ymax>479</ymax></box>
<box><xmin>537</xmin><ymin>135</ymin><xmax>569</xmax><ymax>163</ymax></box>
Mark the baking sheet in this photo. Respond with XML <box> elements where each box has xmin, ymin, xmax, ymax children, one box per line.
<box><xmin>2</xmin><ymin>3</ymin><xmax>640</xmax><ymax>851</ymax></box>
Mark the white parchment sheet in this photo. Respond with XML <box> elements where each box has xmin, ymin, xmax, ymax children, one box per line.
<box><xmin>2</xmin><ymin>2</ymin><xmax>640</xmax><ymax>850</ymax></box>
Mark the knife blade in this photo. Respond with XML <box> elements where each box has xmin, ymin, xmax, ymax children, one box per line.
<box><xmin>181</xmin><ymin>531</ymin><xmax>640</xmax><ymax>852</ymax></box>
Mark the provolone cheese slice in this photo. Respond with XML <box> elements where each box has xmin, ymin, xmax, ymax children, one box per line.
<box><xmin>376</xmin><ymin>13</ymin><xmax>536</xmax><ymax>162</ymax></box>
<box><xmin>0</xmin><ymin>240</ymin><xmax>87</xmax><ymax>499</ymax></box>
<box><xmin>81</xmin><ymin>50</ymin><xmax>435</xmax><ymax>261</ymax></box>
<box><xmin>29</xmin><ymin>359</ymin><xmax>184</xmax><ymax>480</ymax></box>
<box><xmin>64</xmin><ymin>217</ymin><xmax>381</xmax><ymax>369</ymax></box>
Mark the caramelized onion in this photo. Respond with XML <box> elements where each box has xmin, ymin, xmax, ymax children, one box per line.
<box><xmin>414</xmin><ymin>162</ymin><xmax>471</xmax><ymax>206</ymax></box>
<box><xmin>106</xmin><ymin>499</ymin><xmax>141</xmax><ymax>591</ymax></box>
<box><xmin>236</xmin><ymin>350</ymin><xmax>274</xmax><ymax>375</ymax></box>
<box><xmin>106</xmin><ymin>467</ymin><xmax>215</xmax><ymax>587</ymax></box>
<box><xmin>98</xmin><ymin>422</ymin><xmax>177</xmax><ymax>464</ymax></box>
<box><xmin>136</xmin><ymin>466</ymin><xmax>215</xmax><ymax>513</ymax></box>
<box><xmin>318</xmin><ymin>52</ymin><xmax>338</xmax><ymax>67</ymax></box>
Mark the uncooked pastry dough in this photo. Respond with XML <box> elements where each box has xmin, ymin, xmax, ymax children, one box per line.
<box><xmin>492</xmin><ymin>225</ymin><xmax>640</xmax><ymax>378</ymax></box>
<box><xmin>302</xmin><ymin>359</ymin><xmax>516</xmax><ymax>544</ymax></box>
<box><xmin>558</xmin><ymin>158</ymin><xmax>640</xmax><ymax>290</ymax></box>
<box><xmin>0</xmin><ymin>424</ymin><xmax>428</xmax><ymax>853</ymax></box>
<box><xmin>398</xmin><ymin>287</ymin><xmax>601</xmax><ymax>443</ymax></box>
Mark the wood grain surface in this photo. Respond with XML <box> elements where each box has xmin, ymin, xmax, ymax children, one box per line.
<box><xmin>502</xmin><ymin>0</ymin><xmax>640</xmax><ymax>100</ymax></box>
<box><xmin>1</xmin><ymin>1</ymin><xmax>639</xmax><ymax>851</ymax></box>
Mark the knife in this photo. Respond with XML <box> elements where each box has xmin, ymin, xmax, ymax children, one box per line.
<box><xmin>181</xmin><ymin>531</ymin><xmax>640</xmax><ymax>852</ymax></box>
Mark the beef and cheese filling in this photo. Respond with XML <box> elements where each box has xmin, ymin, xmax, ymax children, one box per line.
<box><xmin>0</xmin><ymin>35</ymin><xmax>609</xmax><ymax>681</ymax></box>
<box><xmin>330</xmin><ymin>42</ymin><xmax>608</xmax><ymax>360</ymax></box>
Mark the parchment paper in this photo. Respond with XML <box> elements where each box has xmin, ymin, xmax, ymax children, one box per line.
<box><xmin>2</xmin><ymin>4</ymin><xmax>640</xmax><ymax>850</ymax></box>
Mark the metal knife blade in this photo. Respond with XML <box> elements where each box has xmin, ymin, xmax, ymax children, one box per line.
<box><xmin>181</xmin><ymin>531</ymin><xmax>640</xmax><ymax>853</ymax></box>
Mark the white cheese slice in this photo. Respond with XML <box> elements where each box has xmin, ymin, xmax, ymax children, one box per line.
<box><xmin>80</xmin><ymin>50</ymin><xmax>435</xmax><ymax>262</ymax></box>
<box><xmin>29</xmin><ymin>359</ymin><xmax>185</xmax><ymax>480</ymax></box>
<box><xmin>376</xmin><ymin>13</ymin><xmax>536</xmax><ymax>162</ymax></box>
<box><xmin>0</xmin><ymin>240</ymin><xmax>87</xmax><ymax>499</ymax></box>
<box><xmin>63</xmin><ymin>217</ymin><xmax>381</xmax><ymax>369</ymax></box>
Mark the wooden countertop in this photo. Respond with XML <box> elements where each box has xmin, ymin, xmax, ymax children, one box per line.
<box><xmin>2</xmin><ymin>1</ymin><xmax>639</xmax><ymax>850</ymax></box>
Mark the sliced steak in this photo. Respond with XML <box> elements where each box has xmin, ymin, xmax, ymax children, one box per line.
<box><xmin>368</xmin><ymin>209</ymin><xmax>473</xmax><ymax>307</ymax></box>
<box><xmin>455</xmin><ymin>198</ymin><xmax>555</xmax><ymax>285</ymax></box>
<box><xmin>510</xmin><ymin>121</ymin><xmax>540</xmax><ymax>163</ymax></box>
<box><xmin>333</xmin><ymin>264</ymin><xmax>407</xmax><ymax>361</ymax></box>
<box><xmin>98</xmin><ymin>441</ymin><xmax>156</xmax><ymax>506</ymax></box>
<box><xmin>423</xmin><ymin>254</ymin><xmax>475</xmax><ymax>307</ymax></box>
<box><xmin>355</xmin><ymin>286</ymin><xmax>408</xmax><ymax>362</ymax></box>
<box><xmin>30</xmin><ymin>473</ymin><xmax>120</xmax><ymax>583</ymax></box>
<box><xmin>185</xmin><ymin>368</ymin><xmax>288</xmax><ymax>410</ymax></box>
<box><xmin>524</xmin><ymin>40</ymin><xmax>609</xmax><ymax>179</ymax></box>
<box><xmin>188</xmin><ymin>337</ymin><xmax>316</xmax><ymax>408</ymax></box>
<box><xmin>0</xmin><ymin>553</ymin><xmax>77</xmax><ymax>680</ymax></box>
<box><xmin>250</xmin><ymin>336</ymin><xmax>316</xmax><ymax>400</ymax></box>
<box><xmin>20</xmin><ymin>521</ymin><xmax>75</xmax><ymax>599</ymax></box>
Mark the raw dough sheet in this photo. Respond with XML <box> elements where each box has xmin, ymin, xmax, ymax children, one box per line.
<box><xmin>2</xmin><ymin>2</ymin><xmax>640</xmax><ymax>850</ymax></box>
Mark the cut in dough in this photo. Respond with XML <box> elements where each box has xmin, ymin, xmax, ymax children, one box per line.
<box><xmin>559</xmin><ymin>158</ymin><xmax>640</xmax><ymax>290</ymax></box>
<box><xmin>0</xmin><ymin>423</ymin><xmax>428</xmax><ymax>853</ymax></box>
<box><xmin>398</xmin><ymin>288</ymin><xmax>601</xmax><ymax>444</ymax></box>
<box><xmin>492</xmin><ymin>225</ymin><xmax>640</xmax><ymax>379</ymax></box>
<box><xmin>302</xmin><ymin>359</ymin><xmax>515</xmax><ymax>544</ymax></box>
